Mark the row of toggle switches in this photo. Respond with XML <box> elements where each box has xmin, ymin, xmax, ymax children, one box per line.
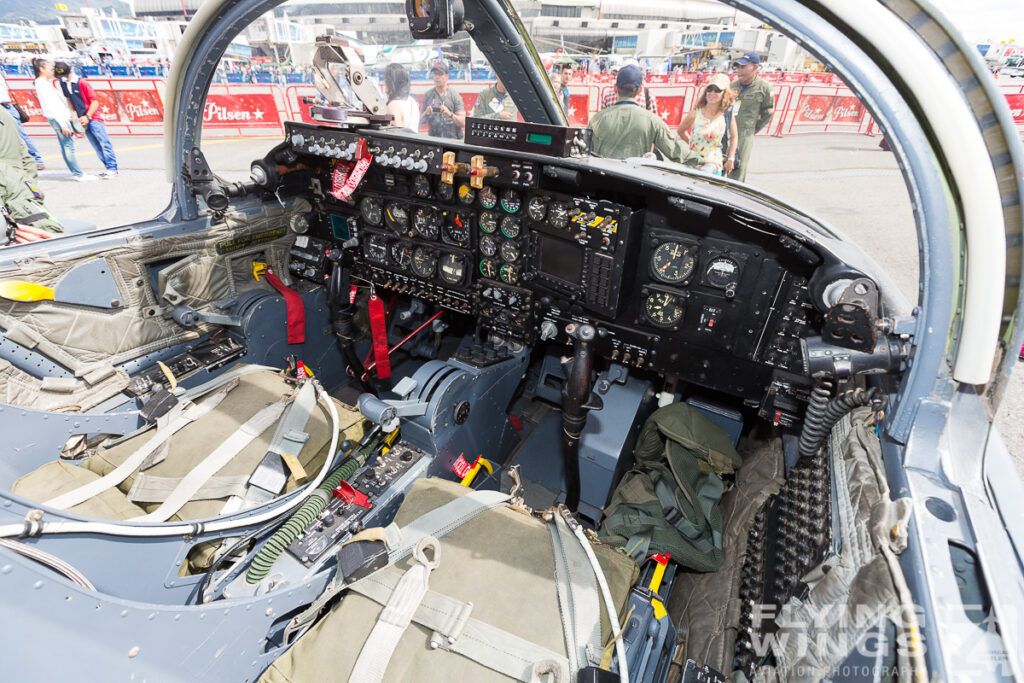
<box><xmin>291</xmin><ymin>133</ymin><xmax>433</xmax><ymax>171</ymax></box>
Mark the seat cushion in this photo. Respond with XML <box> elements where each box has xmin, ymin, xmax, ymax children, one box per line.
<box><xmin>12</xmin><ymin>460</ymin><xmax>147</xmax><ymax>520</ymax></box>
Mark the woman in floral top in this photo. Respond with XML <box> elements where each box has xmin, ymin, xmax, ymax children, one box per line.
<box><xmin>677</xmin><ymin>73</ymin><xmax>738</xmax><ymax>175</ymax></box>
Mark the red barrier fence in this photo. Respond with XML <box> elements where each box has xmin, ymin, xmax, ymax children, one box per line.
<box><xmin>7</xmin><ymin>76</ymin><xmax>1024</xmax><ymax>138</ymax></box>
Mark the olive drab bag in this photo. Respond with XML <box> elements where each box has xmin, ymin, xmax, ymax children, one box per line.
<box><xmin>598</xmin><ymin>402</ymin><xmax>742</xmax><ymax>572</ymax></box>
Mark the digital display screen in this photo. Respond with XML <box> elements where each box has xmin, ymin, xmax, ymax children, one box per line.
<box><xmin>330</xmin><ymin>214</ymin><xmax>352</xmax><ymax>240</ymax></box>
<box><xmin>526</xmin><ymin>132</ymin><xmax>553</xmax><ymax>145</ymax></box>
<box><xmin>539</xmin><ymin>235</ymin><xmax>583</xmax><ymax>286</ymax></box>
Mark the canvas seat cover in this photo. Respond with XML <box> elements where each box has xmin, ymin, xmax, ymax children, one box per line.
<box><xmin>260</xmin><ymin>477</ymin><xmax>639</xmax><ymax>683</ymax></box>
<box><xmin>12</xmin><ymin>369</ymin><xmax>367</xmax><ymax>523</ymax></box>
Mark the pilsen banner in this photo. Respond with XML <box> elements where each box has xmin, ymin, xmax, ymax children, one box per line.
<box><xmin>202</xmin><ymin>93</ymin><xmax>280</xmax><ymax>128</ymax></box>
<box><xmin>794</xmin><ymin>94</ymin><xmax>865</xmax><ymax>124</ymax></box>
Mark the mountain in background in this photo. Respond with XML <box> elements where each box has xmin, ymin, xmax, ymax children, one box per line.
<box><xmin>2</xmin><ymin>0</ymin><xmax>132</xmax><ymax>26</ymax></box>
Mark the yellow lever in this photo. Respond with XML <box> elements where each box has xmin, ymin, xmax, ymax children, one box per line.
<box><xmin>648</xmin><ymin>553</ymin><xmax>671</xmax><ymax>620</ymax></box>
<box><xmin>0</xmin><ymin>281</ymin><xmax>56</xmax><ymax>302</ymax></box>
<box><xmin>460</xmin><ymin>457</ymin><xmax>494</xmax><ymax>487</ymax></box>
<box><xmin>253</xmin><ymin>261</ymin><xmax>268</xmax><ymax>281</ymax></box>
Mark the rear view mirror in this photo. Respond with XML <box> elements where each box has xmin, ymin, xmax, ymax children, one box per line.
<box><xmin>406</xmin><ymin>0</ymin><xmax>465</xmax><ymax>38</ymax></box>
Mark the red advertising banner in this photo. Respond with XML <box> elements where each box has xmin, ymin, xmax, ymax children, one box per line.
<box><xmin>804</xmin><ymin>72</ymin><xmax>832</xmax><ymax>84</ymax></box>
<box><xmin>203</xmin><ymin>93</ymin><xmax>281</xmax><ymax>128</ymax></box>
<box><xmin>9</xmin><ymin>90</ymin><xmax>44</xmax><ymax>123</ymax></box>
<box><xmin>656</xmin><ymin>97</ymin><xmax>684</xmax><ymax>128</ymax></box>
<box><xmin>646</xmin><ymin>74</ymin><xmax>671</xmax><ymax>84</ymax></box>
<box><xmin>794</xmin><ymin>94</ymin><xmax>833</xmax><ymax>123</ymax></box>
<box><xmin>93</xmin><ymin>90</ymin><xmax>120</xmax><ymax>124</ymax></box>
<box><xmin>117</xmin><ymin>89</ymin><xmax>164</xmax><ymax>123</ymax></box>
<box><xmin>1006</xmin><ymin>94</ymin><xmax>1024</xmax><ymax>124</ymax></box>
<box><xmin>830</xmin><ymin>95</ymin><xmax>864</xmax><ymax>123</ymax></box>
<box><xmin>566</xmin><ymin>93</ymin><xmax>589</xmax><ymax>126</ymax></box>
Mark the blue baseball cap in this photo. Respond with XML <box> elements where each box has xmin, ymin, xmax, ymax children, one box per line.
<box><xmin>733</xmin><ymin>52</ymin><xmax>761</xmax><ymax>67</ymax></box>
<box><xmin>616</xmin><ymin>64</ymin><xmax>643</xmax><ymax>89</ymax></box>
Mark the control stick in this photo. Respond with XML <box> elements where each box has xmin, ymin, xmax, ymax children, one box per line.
<box><xmin>561</xmin><ymin>323</ymin><xmax>603</xmax><ymax>512</ymax></box>
<box><xmin>326</xmin><ymin>250</ymin><xmax>377</xmax><ymax>396</ymax></box>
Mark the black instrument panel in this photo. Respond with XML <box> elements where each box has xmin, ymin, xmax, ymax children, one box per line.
<box><xmin>285</xmin><ymin>122</ymin><xmax>823</xmax><ymax>399</ymax></box>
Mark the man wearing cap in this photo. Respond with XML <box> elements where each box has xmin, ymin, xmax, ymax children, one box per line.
<box><xmin>588</xmin><ymin>65</ymin><xmax>697</xmax><ymax>165</ymax></box>
<box><xmin>472</xmin><ymin>77</ymin><xmax>517</xmax><ymax>121</ymax></box>
<box><xmin>728</xmin><ymin>51</ymin><xmax>774</xmax><ymax>182</ymax></box>
<box><xmin>600</xmin><ymin>58</ymin><xmax>658</xmax><ymax>114</ymax></box>
<box><xmin>419</xmin><ymin>60</ymin><xmax>465</xmax><ymax>139</ymax></box>
<box><xmin>55</xmin><ymin>61</ymin><xmax>118</xmax><ymax>178</ymax></box>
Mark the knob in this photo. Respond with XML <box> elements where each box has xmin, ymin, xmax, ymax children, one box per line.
<box><xmin>412</xmin><ymin>159</ymin><xmax>428</xmax><ymax>172</ymax></box>
<box><xmin>511</xmin><ymin>169</ymin><xmax>521</xmax><ymax>180</ymax></box>
<box><xmin>389</xmin><ymin>156</ymin><xmax>402</xmax><ymax>168</ymax></box>
<box><xmin>376</xmin><ymin>154</ymin><xmax>390</xmax><ymax>165</ymax></box>
<box><xmin>401</xmin><ymin>157</ymin><xmax>415</xmax><ymax>170</ymax></box>
<box><xmin>291</xmin><ymin>133</ymin><xmax>305</xmax><ymax>146</ymax></box>
<box><xmin>523</xmin><ymin>171</ymin><xmax>534</xmax><ymax>183</ymax></box>
<box><xmin>539</xmin><ymin>320</ymin><xmax>558</xmax><ymax>341</ymax></box>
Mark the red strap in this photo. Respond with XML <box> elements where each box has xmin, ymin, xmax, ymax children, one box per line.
<box><xmin>264</xmin><ymin>271</ymin><xmax>306</xmax><ymax>344</ymax></box>
<box><xmin>368</xmin><ymin>292</ymin><xmax>391</xmax><ymax>379</ymax></box>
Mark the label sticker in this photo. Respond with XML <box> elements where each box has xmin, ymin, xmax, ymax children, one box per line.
<box><xmin>215</xmin><ymin>226</ymin><xmax>287</xmax><ymax>255</ymax></box>
<box><xmin>453</xmin><ymin>453</ymin><xmax>474</xmax><ymax>479</ymax></box>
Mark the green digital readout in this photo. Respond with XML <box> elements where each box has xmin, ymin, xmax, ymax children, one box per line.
<box><xmin>526</xmin><ymin>132</ymin><xmax>553</xmax><ymax>145</ymax></box>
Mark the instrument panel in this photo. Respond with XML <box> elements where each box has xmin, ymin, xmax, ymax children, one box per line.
<box><xmin>285</xmin><ymin>121</ymin><xmax>825</xmax><ymax>400</ymax></box>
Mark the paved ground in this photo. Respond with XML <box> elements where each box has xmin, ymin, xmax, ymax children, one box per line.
<box><xmin>20</xmin><ymin>129</ymin><xmax>1024</xmax><ymax>478</ymax></box>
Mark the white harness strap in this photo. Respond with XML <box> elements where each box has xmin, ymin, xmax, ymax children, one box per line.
<box><xmin>549</xmin><ymin>508</ymin><xmax>603</xmax><ymax>672</ymax></box>
<box><xmin>348</xmin><ymin>536</ymin><xmax>441</xmax><ymax>683</ymax></box>
<box><xmin>44</xmin><ymin>380</ymin><xmax>239</xmax><ymax>511</ymax></box>
<box><xmin>133</xmin><ymin>393</ymin><xmax>293</xmax><ymax>522</ymax></box>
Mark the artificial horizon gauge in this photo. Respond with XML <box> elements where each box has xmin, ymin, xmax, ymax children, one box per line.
<box><xmin>439</xmin><ymin>253</ymin><xmax>467</xmax><ymax>285</ymax></box>
<box><xmin>412</xmin><ymin>207</ymin><xmax>441</xmax><ymax>240</ymax></box>
<box><xmin>643</xmin><ymin>290</ymin><xmax>685</xmax><ymax>328</ymax></box>
<box><xmin>360</xmin><ymin>196</ymin><xmax>383</xmax><ymax>226</ymax></box>
<box><xmin>478</xmin><ymin>186</ymin><xmax>498</xmax><ymax>209</ymax></box>
<box><xmin>384</xmin><ymin>202</ymin><xmax>409</xmax><ymax>233</ymax></box>
<box><xmin>500</xmin><ymin>242</ymin><xmax>520</xmax><ymax>263</ymax></box>
<box><xmin>705</xmin><ymin>255</ymin><xmax>741</xmax><ymax>289</ymax></box>
<box><xmin>548</xmin><ymin>201</ymin><xmax>570</xmax><ymax>229</ymax></box>
<box><xmin>365</xmin><ymin>233</ymin><xmax>388</xmax><ymax>263</ymax></box>
<box><xmin>651</xmin><ymin>242</ymin><xmax>696</xmax><ymax>284</ymax></box>
<box><xmin>458</xmin><ymin>183</ymin><xmax>476</xmax><ymax>205</ymax></box>
<box><xmin>412</xmin><ymin>173</ymin><xmax>432</xmax><ymax>198</ymax></box>
<box><xmin>437</xmin><ymin>181</ymin><xmax>454</xmax><ymax>202</ymax></box>
<box><xmin>479</xmin><ymin>258</ymin><xmax>498</xmax><ymax>279</ymax></box>
<box><xmin>500</xmin><ymin>216</ymin><xmax>521</xmax><ymax>239</ymax></box>
<box><xmin>444</xmin><ymin>209</ymin><xmax>473</xmax><ymax>246</ymax></box>
<box><xmin>479</xmin><ymin>210</ymin><xmax>498</xmax><ymax>234</ymax></box>
<box><xmin>479</xmin><ymin>235</ymin><xmax>498</xmax><ymax>257</ymax></box>
<box><xmin>411</xmin><ymin>246</ymin><xmax>437</xmax><ymax>279</ymax></box>
<box><xmin>500</xmin><ymin>189</ymin><xmax>521</xmax><ymax>213</ymax></box>
<box><xmin>527</xmin><ymin>195</ymin><xmax>548</xmax><ymax>222</ymax></box>
<box><xmin>389</xmin><ymin>239</ymin><xmax>413</xmax><ymax>270</ymax></box>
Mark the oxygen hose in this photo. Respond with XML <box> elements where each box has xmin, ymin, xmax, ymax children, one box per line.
<box><xmin>245</xmin><ymin>426</ymin><xmax>384</xmax><ymax>584</ymax></box>
<box><xmin>798</xmin><ymin>382</ymin><xmax>884</xmax><ymax>459</ymax></box>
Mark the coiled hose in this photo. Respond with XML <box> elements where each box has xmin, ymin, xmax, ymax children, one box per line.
<box><xmin>798</xmin><ymin>382</ymin><xmax>884</xmax><ymax>459</ymax></box>
<box><xmin>244</xmin><ymin>426</ymin><xmax>384</xmax><ymax>584</ymax></box>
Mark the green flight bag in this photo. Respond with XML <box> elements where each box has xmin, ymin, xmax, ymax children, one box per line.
<box><xmin>598</xmin><ymin>402</ymin><xmax>742</xmax><ymax>572</ymax></box>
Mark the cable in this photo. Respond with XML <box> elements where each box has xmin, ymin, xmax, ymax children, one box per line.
<box><xmin>0</xmin><ymin>538</ymin><xmax>95</xmax><ymax>590</ymax></box>
<box><xmin>195</xmin><ymin>516</ymin><xmax>286</xmax><ymax>605</ymax></box>
<box><xmin>0</xmin><ymin>380</ymin><xmax>341</xmax><ymax>542</ymax></box>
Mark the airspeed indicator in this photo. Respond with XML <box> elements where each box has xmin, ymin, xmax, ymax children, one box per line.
<box><xmin>650</xmin><ymin>242</ymin><xmax>695</xmax><ymax>284</ymax></box>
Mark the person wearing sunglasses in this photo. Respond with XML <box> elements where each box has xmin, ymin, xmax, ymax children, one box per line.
<box><xmin>677</xmin><ymin>73</ymin><xmax>738</xmax><ymax>175</ymax></box>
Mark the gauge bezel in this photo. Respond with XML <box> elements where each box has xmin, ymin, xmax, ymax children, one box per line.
<box><xmin>443</xmin><ymin>209</ymin><xmax>474</xmax><ymax>247</ymax></box>
<box><xmin>500</xmin><ymin>215</ymin><xmax>521</xmax><ymax>239</ymax></box>
<box><xmin>650</xmin><ymin>241</ymin><xmax>697</xmax><ymax>285</ymax></box>
<box><xmin>437</xmin><ymin>181</ymin><xmax>454</xmax><ymax>202</ymax></box>
<box><xmin>411</xmin><ymin>246</ymin><xmax>438</xmax><ymax>279</ymax></box>
<box><xmin>479</xmin><ymin>234</ymin><xmax>498</xmax><ymax>257</ymax></box>
<box><xmin>527</xmin><ymin>195</ymin><xmax>548</xmax><ymax>222</ymax></box>
<box><xmin>703</xmin><ymin>254</ymin><xmax>742</xmax><ymax>290</ymax></box>
<box><xmin>438</xmin><ymin>252</ymin><xmax>467</xmax><ymax>285</ymax></box>
<box><xmin>478</xmin><ymin>210</ymin><xmax>498</xmax><ymax>234</ymax></box>
<box><xmin>479</xmin><ymin>258</ymin><xmax>498</xmax><ymax>280</ymax></box>
<box><xmin>457</xmin><ymin>183</ymin><xmax>476</xmax><ymax>206</ymax></box>
<box><xmin>412</xmin><ymin>206</ymin><xmax>441</xmax><ymax>240</ymax></box>
<box><xmin>383</xmin><ymin>202</ymin><xmax>410</xmax><ymax>233</ymax></box>
<box><xmin>359</xmin><ymin>196</ymin><xmax>383</xmax><ymax>226</ymax></box>
<box><xmin>641</xmin><ymin>287</ymin><xmax>686</xmax><ymax>329</ymax></box>
<box><xmin>412</xmin><ymin>173</ymin><xmax>432</xmax><ymax>199</ymax></box>
<box><xmin>478</xmin><ymin>186</ymin><xmax>498</xmax><ymax>209</ymax></box>
<box><xmin>388</xmin><ymin>238</ymin><xmax>413</xmax><ymax>271</ymax></box>
<box><xmin>500</xmin><ymin>241</ymin><xmax>520</xmax><ymax>263</ymax></box>
<box><xmin>363</xmin><ymin>230</ymin><xmax>389</xmax><ymax>264</ymax></box>
<box><xmin>500</xmin><ymin>189</ymin><xmax>521</xmax><ymax>214</ymax></box>
<box><xmin>499</xmin><ymin>263</ymin><xmax>519</xmax><ymax>285</ymax></box>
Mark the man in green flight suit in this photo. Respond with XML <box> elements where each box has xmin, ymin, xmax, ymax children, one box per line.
<box><xmin>472</xmin><ymin>77</ymin><xmax>518</xmax><ymax>121</ymax></box>
<box><xmin>728</xmin><ymin>52</ymin><xmax>775</xmax><ymax>182</ymax></box>
<box><xmin>0</xmin><ymin>106</ymin><xmax>62</xmax><ymax>238</ymax></box>
<box><xmin>588</xmin><ymin>65</ymin><xmax>698</xmax><ymax>165</ymax></box>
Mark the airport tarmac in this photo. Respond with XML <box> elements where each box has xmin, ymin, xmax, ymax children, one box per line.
<box><xmin>20</xmin><ymin>129</ymin><xmax>1024</xmax><ymax>478</ymax></box>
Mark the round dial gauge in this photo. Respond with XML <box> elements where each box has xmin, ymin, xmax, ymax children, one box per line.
<box><xmin>457</xmin><ymin>183</ymin><xmax>476</xmax><ymax>205</ymax></box>
<box><xmin>500</xmin><ymin>216</ymin><xmax>521</xmax><ymax>239</ymax></box>
<box><xmin>479</xmin><ymin>235</ymin><xmax>498</xmax><ymax>257</ymax></box>
<box><xmin>439</xmin><ymin>253</ymin><xmax>466</xmax><ymax>285</ymax></box>
<box><xmin>651</xmin><ymin>242</ymin><xmax>696</xmax><ymax>284</ymax></box>
<box><xmin>384</xmin><ymin>202</ymin><xmax>409</xmax><ymax>233</ymax></box>
<box><xmin>411</xmin><ymin>246</ymin><xmax>437</xmax><ymax>279</ymax></box>
<box><xmin>548</xmin><ymin>201</ymin><xmax>570</xmax><ymax>229</ymax></box>
<box><xmin>365</xmin><ymin>233</ymin><xmax>388</xmax><ymax>263</ymax></box>
<box><xmin>500</xmin><ymin>241</ymin><xmax>520</xmax><ymax>263</ymax></box>
<box><xmin>527</xmin><ymin>196</ymin><xmax>548</xmax><ymax>222</ymax></box>
<box><xmin>478</xmin><ymin>210</ymin><xmax>498</xmax><ymax>234</ymax></box>
<box><xmin>437</xmin><ymin>181</ymin><xmax>454</xmax><ymax>202</ymax></box>
<box><xmin>389</xmin><ymin>239</ymin><xmax>413</xmax><ymax>270</ymax></box>
<box><xmin>443</xmin><ymin>210</ymin><xmax>473</xmax><ymax>246</ymax></box>
<box><xmin>643</xmin><ymin>291</ymin><xmax>685</xmax><ymax>328</ymax></box>
<box><xmin>499</xmin><ymin>263</ymin><xmax>519</xmax><ymax>285</ymax></box>
<box><xmin>479</xmin><ymin>258</ymin><xmax>498</xmax><ymax>279</ymax></box>
<box><xmin>412</xmin><ymin>173</ymin><xmax>432</xmax><ymax>199</ymax></box>
<box><xmin>500</xmin><ymin>189</ymin><xmax>521</xmax><ymax>213</ymax></box>
<box><xmin>360</xmin><ymin>197</ymin><xmax>383</xmax><ymax>226</ymax></box>
<box><xmin>705</xmin><ymin>256</ymin><xmax>740</xmax><ymax>288</ymax></box>
<box><xmin>412</xmin><ymin>207</ymin><xmax>441</xmax><ymax>240</ymax></box>
<box><xmin>478</xmin><ymin>186</ymin><xmax>498</xmax><ymax>209</ymax></box>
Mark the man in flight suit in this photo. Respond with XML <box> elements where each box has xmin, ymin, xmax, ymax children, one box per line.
<box><xmin>0</xmin><ymin>106</ymin><xmax>62</xmax><ymax>237</ymax></box>
<box><xmin>588</xmin><ymin>65</ymin><xmax>698</xmax><ymax>165</ymax></box>
<box><xmin>728</xmin><ymin>52</ymin><xmax>775</xmax><ymax>182</ymax></box>
<box><xmin>472</xmin><ymin>77</ymin><xmax>517</xmax><ymax>121</ymax></box>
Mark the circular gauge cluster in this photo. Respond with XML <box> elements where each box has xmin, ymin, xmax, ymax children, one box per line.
<box><xmin>650</xmin><ymin>242</ymin><xmax>697</xmax><ymax>284</ymax></box>
<box><xmin>479</xmin><ymin>259</ymin><xmax>519</xmax><ymax>284</ymax></box>
<box><xmin>643</xmin><ymin>290</ymin><xmax>685</xmax><ymax>328</ymax></box>
<box><xmin>529</xmin><ymin>198</ymin><xmax>573</xmax><ymax>230</ymax></box>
